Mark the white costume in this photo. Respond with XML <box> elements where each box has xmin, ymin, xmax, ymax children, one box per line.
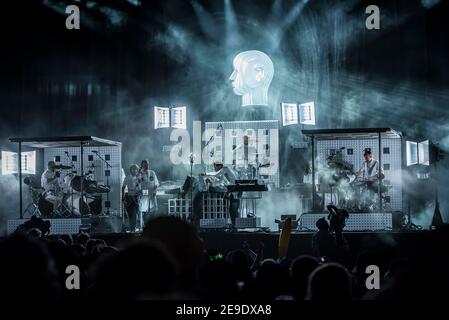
<box><xmin>359</xmin><ymin>158</ymin><xmax>383</xmax><ymax>181</ymax></box>
<box><xmin>41</xmin><ymin>169</ymin><xmax>58</xmax><ymax>192</ymax></box>
<box><xmin>138</xmin><ymin>169</ymin><xmax>159</xmax><ymax>214</ymax></box>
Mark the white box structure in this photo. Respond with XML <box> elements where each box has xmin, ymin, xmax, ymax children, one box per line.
<box><xmin>235</xmin><ymin>217</ymin><xmax>261</xmax><ymax>229</ymax></box>
<box><xmin>7</xmin><ymin>218</ymin><xmax>82</xmax><ymax>235</ymax></box>
<box><xmin>9</xmin><ymin>136</ymin><xmax>123</xmax><ymax>220</ymax></box>
<box><xmin>44</xmin><ymin>145</ymin><xmax>122</xmax><ymax>217</ymax></box>
<box><xmin>303</xmin><ymin>128</ymin><xmax>403</xmax><ymax>211</ymax></box>
<box><xmin>200</xmin><ymin>193</ymin><xmax>230</xmax><ymax>228</ymax></box>
<box><xmin>204</xmin><ymin>120</ymin><xmax>280</xmax><ymax>188</ymax></box>
<box><xmin>299</xmin><ymin>213</ymin><xmax>392</xmax><ymax>232</ymax></box>
<box><xmin>168</xmin><ymin>198</ymin><xmax>191</xmax><ymax>221</ymax></box>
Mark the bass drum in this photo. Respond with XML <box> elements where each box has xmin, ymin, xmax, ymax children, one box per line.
<box><xmin>64</xmin><ymin>194</ymin><xmax>90</xmax><ymax>216</ymax></box>
<box><xmin>87</xmin><ymin>195</ymin><xmax>102</xmax><ymax>215</ymax></box>
<box><xmin>70</xmin><ymin>176</ymin><xmax>95</xmax><ymax>193</ymax></box>
<box><xmin>38</xmin><ymin>194</ymin><xmax>54</xmax><ymax>218</ymax></box>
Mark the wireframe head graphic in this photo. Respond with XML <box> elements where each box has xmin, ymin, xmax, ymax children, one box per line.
<box><xmin>229</xmin><ymin>50</ymin><xmax>274</xmax><ymax>107</ymax></box>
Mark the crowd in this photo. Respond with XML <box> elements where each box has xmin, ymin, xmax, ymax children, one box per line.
<box><xmin>1</xmin><ymin>215</ymin><xmax>448</xmax><ymax>300</ymax></box>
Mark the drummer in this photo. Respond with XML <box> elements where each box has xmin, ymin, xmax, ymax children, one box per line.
<box><xmin>41</xmin><ymin>161</ymin><xmax>60</xmax><ymax>192</ymax></box>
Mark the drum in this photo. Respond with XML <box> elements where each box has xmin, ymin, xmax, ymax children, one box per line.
<box><xmin>70</xmin><ymin>175</ymin><xmax>100</xmax><ymax>194</ymax></box>
<box><xmin>62</xmin><ymin>173</ymin><xmax>75</xmax><ymax>193</ymax></box>
<box><xmin>38</xmin><ymin>194</ymin><xmax>54</xmax><ymax>217</ymax></box>
<box><xmin>64</xmin><ymin>194</ymin><xmax>90</xmax><ymax>215</ymax></box>
<box><xmin>87</xmin><ymin>195</ymin><xmax>102</xmax><ymax>215</ymax></box>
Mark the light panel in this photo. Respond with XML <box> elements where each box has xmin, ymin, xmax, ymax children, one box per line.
<box><xmin>281</xmin><ymin>103</ymin><xmax>298</xmax><ymax>126</ymax></box>
<box><xmin>1</xmin><ymin>150</ymin><xmax>36</xmax><ymax>175</ymax></box>
<box><xmin>406</xmin><ymin>141</ymin><xmax>418</xmax><ymax>166</ymax></box>
<box><xmin>171</xmin><ymin>106</ymin><xmax>187</xmax><ymax>129</ymax></box>
<box><xmin>154</xmin><ymin>106</ymin><xmax>170</xmax><ymax>129</ymax></box>
<box><xmin>418</xmin><ymin>140</ymin><xmax>430</xmax><ymax>166</ymax></box>
<box><xmin>299</xmin><ymin>101</ymin><xmax>316</xmax><ymax>125</ymax></box>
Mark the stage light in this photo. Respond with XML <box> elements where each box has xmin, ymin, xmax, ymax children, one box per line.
<box><xmin>406</xmin><ymin>141</ymin><xmax>418</xmax><ymax>166</ymax></box>
<box><xmin>171</xmin><ymin>106</ymin><xmax>187</xmax><ymax>129</ymax></box>
<box><xmin>418</xmin><ymin>140</ymin><xmax>430</xmax><ymax>166</ymax></box>
<box><xmin>1</xmin><ymin>150</ymin><xmax>36</xmax><ymax>175</ymax></box>
<box><xmin>406</xmin><ymin>140</ymin><xmax>431</xmax><ymax>166</ymax></box>
<box><xmin>154</xmin><ymin>106</ymin><xmax>170</xmax><ymax>129</ymax></box>
<box><xmin>299</xmin><ymin>101</ymin><xmax>316</xmax><ymax>125</ymax></box>
<box><xmin>281</xmin><ymin>103</ymin><xmax>299</xmax><ymax>126</ymax></box>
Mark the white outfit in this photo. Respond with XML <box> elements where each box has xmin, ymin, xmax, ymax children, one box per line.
<box><xmin>213</xmin><ymin>166</ymin><xmax>237</xmax><ymax>185</ymax></box>
<box><xmin>359</xmin><ymin>159</ymin><xmax>383</xmax><ymax>180</ymax></box>
<box><xmin>41</xmin><ymin>169</ymin><xmax>58</xmax><ymax>192</ymax></box>
<box><xmin>123</xmin><ymin>174</ymin><xmax>140</xmax><ymax>196</ymax></box>
<box><xmin>138</xmin><ymin>169</ymin><xmax>159</xmax><ymax>213</ymax></box>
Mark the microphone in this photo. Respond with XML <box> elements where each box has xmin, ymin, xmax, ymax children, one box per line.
<box><xmin>189</xmin><ymin>153</ymin><xmax>194</xmax><ymax>164</ymax></box>
<box><xmin>64</xmin><ymin>151</ymin><xmax>69</xmax><ymax>155</ymax></box>
<box><xmin>92</xmin><ymin>150</ymin><xmax>99</xmax><ymax>154</ymax></box>
<box><xmin>205</xmin><ymin>135</ymin><xmax>214</xmax><ymax>147</ymax></box>
<box><xmin>217</xmin><ymin>124</ymin><xmax>223</xmax><ymax>130</ymax></box>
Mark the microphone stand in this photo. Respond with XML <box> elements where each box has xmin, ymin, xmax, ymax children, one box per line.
<box><xmin>64</xmin><ymin>152</ymin><xmax>76</xmax><ymax>216</ymax></box>
<box><xmin>92</xmin><ymin>151</ymin><xmax>112</xmax><ymax>215</ymax></box>
<box><xmin>190</xmin><ymin>154</ymin><xmax>194</xmax><ymax>226</ymax></box>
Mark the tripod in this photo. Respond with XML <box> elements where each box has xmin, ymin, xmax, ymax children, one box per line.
<box><xmin>402</xmin><ymin>199</ymin><xmax>422</xmax><ymax>230</ymax></box>
<box><xmin>189</xmin><ymin>153</ymin><xmax>194</xmax><ymax>225</ymax></box>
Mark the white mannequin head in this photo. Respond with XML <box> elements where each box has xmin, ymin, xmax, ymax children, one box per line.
<box><xmin>229</xmin><ymin>50</ymin><xmax>274</xmax><ymax>107</ymax></box>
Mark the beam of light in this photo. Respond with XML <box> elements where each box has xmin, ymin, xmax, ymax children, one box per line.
<box><xmin>268</xmin><ymin>0</ymin><xmax>308</xmax><ymax>50</ymax></box>
<box><xmin>191</xmin><ymin>0</ymin><xmax>218</xmax><ymax>39</ymax></box>
<box><xmin>224</xmin><ymin>0</ymin><xmax>240</xmax><ymax>50</ymax></box>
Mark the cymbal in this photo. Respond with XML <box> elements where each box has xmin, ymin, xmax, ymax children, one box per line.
<box><xmin>55</xmin><ymin>165</ymin><xmax>73</xmax><ymax>170</ymax></box>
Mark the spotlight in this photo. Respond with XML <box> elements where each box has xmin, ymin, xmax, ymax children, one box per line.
<box><xmin>281</xmin><ymin>103</ymin><xmax>298</xmax><ymax>126</ymax></box>
<box><xmin>299</xmin><ymin>101</ymin><xmax>316</xmax><ymax>125</ymax></box>
<box><xmin>154</xmin><ymin>106</ymin><xmax>187</xmax><ymax>129</ymax></box>
<box><xmin>1</xmin><ymin>150</ymin><xmax>36</xmax><ymax>175</ymax></box>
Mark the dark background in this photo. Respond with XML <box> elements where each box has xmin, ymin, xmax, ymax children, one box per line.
<box><xmin>0</xmin><ymin>0</ymin><xmax>448</xmax><ymax>231</ymax></box>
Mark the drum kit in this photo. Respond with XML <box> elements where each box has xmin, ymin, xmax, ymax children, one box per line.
<box><xmin>322</xmin><ymin>150</ymin><xmax>391</xmax><ymax>213</ymax></box>
<box><xmin>37</xmin><ymin>165</ymin><xmax>110</xmax><ymax>218</ymax></box>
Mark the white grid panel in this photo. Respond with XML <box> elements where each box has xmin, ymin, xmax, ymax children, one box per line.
<box><xmin>202</xmin><ymin>194</ymin><xmax>229</xmax><ymax>219</ymax></box>
<box><xmin>200</xmin><ymin>218</ymin><xmax>230</xmax><ymax>228</ymax></box>
<box><xmin>235</xmin><ymin>217</ymin><xmax>261</xmax><ymax>228</ymax></box>
<box><xmin>44</xmin><ymin>145</ymin><xmax>122</xmax><ymax>216</ymax></box>
<box><xmin>168</xmin><ymin>198</ymin><xmax>191</xmax><ymax>221</ymax></box>
<box><xmin>299</xmin><ymin>213</ymin><xmax>392</xmax><ymax>231</ymax></box>
<box><xmin>316</xmin><ymin>138</ymin><xmax>402</xmax><ymax>211</ymax></box>
<box><xmin>205</xmin><ymin>120</ymin><xmax>280</xmax><ymax>187</ymax></box>
<box><xmin>200</xmin><ymin>193</ymin><xmax>230</xmax><ymax>228</ymax></box>
<box><xmin>7</xmin><ymin>218</ymin><xmax>82</xmax><ymax>235</ymax></box>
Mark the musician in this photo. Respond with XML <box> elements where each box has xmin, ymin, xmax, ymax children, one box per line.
<box><xmin>209</xmin><ymin>160</ymin><xmax>237</xmax><ymax>189</ymax></box>
<box><xmin>122</xmin><ymin>164</ymin><xmax>140</xmax><ymax>232</ymax></box>
<box><xmin>210</xmin><ymin>160</ymin><xmax>239</xmax><ymax>229</ymax></box>
<box><xmin>356</xmin><ymin>148</ymin><xmax>384</xmax><ymax>181</ymax></box>
<box><xmin>138</xmin><ymin>159</ymin><xmax>159</xmax><ymax>226</ymax></box>
<box><xmin>41</xmin><ymin>161</ymin><xmax>60</xmax><ymax>192</ymax></box>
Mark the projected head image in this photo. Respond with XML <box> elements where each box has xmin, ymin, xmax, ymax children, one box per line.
<box><xmin>229</xmin><ymin>50</ymin><xmax>274</xmax><ymax>107</ymax></box>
